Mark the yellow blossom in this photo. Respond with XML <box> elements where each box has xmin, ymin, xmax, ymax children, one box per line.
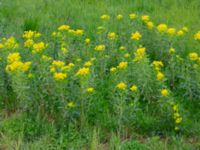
<box><xmin>58</xmin><ymin>25</ymin><xmax>70</xmax><ymax>31</ymax></box>
<box><xmin>116</xmin><ymin>14</ymin><xmax>123</xmax><ymax>20</ymax></box>
<box><xmin>87</xmin><ymin>87</ymin><xmax>94</xmax><ymax>93</ymax></box>
<box><xmin>7</xmin><ymin>52</ymin><xmax>21</xmax><ymax>64</ymax></box>
<box><xmin>129</xmin><ymin>13</ymin><xmax>137</xmax><ymax>20</ymax></box>
<box><xmin>141</xmin><ymin>15</ymin><xmax>149</xmax><ymax>22</ymax></box>
<box><xmin>67</xmin><ymin>101</ymin><xmax>75</xmax><ymax>108</ymax></box>
<box><xmin>167</xmin><ymin>28</ymin><xmax>176</xmax><ymax>35</ymax></box>
<box><xmin>116</xmin><ymin>82</ymin><xmax>127</xmax><ymax>90</ymax></box>
<box><xmin>119</xmin><ymin>46</ymin><xmax>125</xmax><ymax>51</ymax></box>
<box><xmin>32</xmin><ymin>42</ymin><xmax>46</xmax><ymax>53</ymax></box>
<box><xmin>75</xmin><ymin>67</ymin><xmax>90</xmax><ymax>76</ymax></box>
<box><xmin>94</xmin><ymin>44</ymin><xmax>105</xmax><ymax>51</ymax></box>
<box><xmin>161</xmin><ymin>89</ymin><xmax>169</xmax><ymax>97</ymax></box>
<box><xmin>107</xmin><ymin>32</ymin><xmax>117</xmax><ymax>40</ymax></box>
<box><xmin>157</xmin><ymin>72</ymin><xmax>164</xmax><ymax>81</ymax></box>
<box><xmin>130</xmin><ymin>85</ymin><xmax>138</xmax><ymax>92</ymax></box>
<box><xmin>131</xmin><ymin>31</ymin><xmax>142</xmax><ymax>40</ymax></box>
<box><xmin>85</xmin><ymin>38</ymin><xmax>91</xmax><ymax>44</ymax></box>
<box><xmin>100</xmin><ymin>14</ymin><xmax>110</xmax><ymax>20</ymax></box>
<box><xmin>194</xmin><ymin>31</ymin><xmax>200</xmax><ymax>40</ymax></box>
<box><xmin>134</xmin><ymin>47</ymin><xmax>146</xmax><ymax>60</ymax></box>
<box><xmin>146</xmin><ymin>21</ymin><xmax>154</xmax><ymax>29</ymax></box>
<box><xmin>177</xmin><ymin>30</ymin><xmax>184</xmax><ymax>36</ymax></box>
<box><xmin>54</xmin><ymin>72</ymin><xmax>67</xmax><ymax>80</ymax></box>
<box><xmin>84</xmin><ymin>61</ymin><xmax>92</xmax><ymax>67</ymax></box>
<box><xmin>117</xmin><ymin>61</ymin><xmax>128</xmax><ymax>69</ymax></box>
<box><xmin>157</xmin><ymin>24</ymin><xmax>168</xmax><ymax>32</ymax></box>
<box><xmin>169</xmin><ymin>47</ymin><xmax>175</xmax><ymax>54</ymax></box>
<box><xmin>24</xmin><ymin>39</ymin><xmax>34</xmax><ymax>48</ymax></box>
<box><xmin>110</xmin><ymin>67</ymin><xmax>117</xmax><ymax>72</ymax></box>
<box><xmin>189</xmin><ymin>52</ymin><xmax>198</xmax><ymax>61</ymax></box>
<box><xmin>23</xmin><ymin>30</ymin><xmax>35</xmax><ymax>39</ymax></box>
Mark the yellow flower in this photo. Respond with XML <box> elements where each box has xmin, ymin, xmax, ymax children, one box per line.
<box><xmin>84</xmin><ymin>61</ymin><xmax>92</xmax><ymax>67</ymax></box>
<box><xmin>116</xmin><ymin>82</ymin><xmax>127</xmax><ymax>90</ymax></box>
<box><xmin>54</xmin><ymin>72</ymin><xmax>67</xmax><ymax>80</ymax></box>
<box><xmin>32</xmin><ymin>42</ymin><xmax>46</xmax><ymax>53</ymax></box>
<box><xmin>152</xmin><ymin>61</ymin><xmax>164</xmax><ymax>70</ymax></box>
<box><xmin>194</xmin><ymin>31</ymin><xmax>200</xmax><ymax>40</ymax></box>
<box><xmin>157</xmin><ymin>24</ymin><xmax>168</xmax><ymax>32</ymax></box>
<box><xmin>6</xmin><ymin>61</ymin><xmax>23</xmax><ymax>72</ymax></box>
<box><xmin>75</xmin><ymin>67</ymin><xmax>90</xmax><ymax>76</ymax></box>
<box><xmin>0</xmin><ymin>43</ymin><xmax>4</xmax><ymax>49</ymax></box>
<box><xmin>189</xmin><ymin>52</ymin><xmax>198</xmax><ymax>61</ymax></box>
<box><xmin>28</xmin><ymin>73</ymin><xmax>33</xmax><ymax>78</ymax></box>
<box><xmin>58</xmin><ymin>25</ymin><xmax>70</xmax><ymax>31</ymax></box>
<box><xmin>182</xmin><ymin>27</ymin><xmax>188</xmax><ymax>32</ymax></box>
<box><xmin>131</xmin><ymin>31</ymin><xmax>142</xmax><ymax>40</ymax></box>
<box><xmin>100</xmin><ymin>14</ymin><xmax>110</xmax><ymax>20</ymax></box>
<box><xmin>156</xmin><ymin>72</ymin><xmax>164</xmax><ymax>81</ymax></box>
<box><xmin>87</xmin><ymin>87</ymin><xmax>94</xmax><ymax>93</ymax></box>
<box><xmin>146</xmin><ymin>21</ymin><xmax>154</xmax><ymax>29</ymax></box>
<box><xmin>107</xmin><ymin>32</ymin><xmax>117</xmax><ymax>40</ymax></box>
<box><xmin>22</xmin><ymin>30</ymin><xmax>35</xmax><ymax>39</ymax></box>
<box><xmin>22</xmin><ymin>61</ymin><xmax>32</xmax><ymax>72</ymax></box>
<box><xmin>134</xmin><ymin>47</ymin><xmax>146</xmax><ymax>60</ymax></box>
<box><xmin>169</xmin><ymin>47</ymin><xmax>175</xmax><ymax>54</ymax></box>
<box><xmin>175</xmin><ymin>117</ymin><xmax>182</xmax><ymax>124</ymax></box>
<box><xmin>119</xmin><ymin>46</ymin><xmax>125</xmax><ymax>51</ymax></box>
<box><xmin>110</xmin><ymin>67</ymin><xmax>117</xmax><ymax>72</ymax></box>
<box><xmin>117</xmin><ymin>61</ymin><xmax>128</xmax><ymax>69</ymax></box>
<box><xmin>130</xmin><ymin>85</ymin><xmax>138</xmax><ymax>92</ymax></box>
<box><xmin>116</xmin><ymin>14</ymin><xmax>123</xmax><ymax>20</ymax></box>
<box><xmin>7</xmin><ymin>52</ymin><xmax>21</xmax><ymax>64</ymax></box>
<box><xmin>24</xmin><ymin>39</ymin><xmax>34</xmax><ymax>48</ymax></box>
<box><xmin>67</xmin><ymin>101</ymin><xmax>75</xmax><ymax>108</ymax></box>
<box><xmin>161</xmin><ymin>89</ymin><xmax>169</xmax><ymax>97</ymax></box>
<box><xmin>124</xmin><ymin>53</ymin><xmax>130</xmax><ymax>58</ymax></box>
<box><xmin>85</xmin><ymin>38</ymin><xmax>91</xmax><ymax>44</ymax></box>
<box><xmin>52</xmin><ymin>60</ymin><xmax>65</xmax><ymax>67</ymax></box>
<box><xmin>129</xmin><ymin>13</ymin><xmax>137</xmax><ymax>20</ymax></box>
<box><xmin>141</xmin><ymin>15</ymin><xmax>149</xmax><ymax>22</ymax></box>
<box><xmin>167</xmin><ymin>28</ymin><xmax>176</xmax><ymax>35</ymax></box>
<box><xmin>94</xmin><ymin>44</ymin><xmax>105</xmax><ymax>51</ymax></box>
<box><xmin>177</xmin><ymin>30</ymin><xmax>184</xmax><ymax>36</ymax></box>
<box><xmin>74</xmin><ymin>29</ymin><xmax>84</xmax><ymax>36</ymax></box>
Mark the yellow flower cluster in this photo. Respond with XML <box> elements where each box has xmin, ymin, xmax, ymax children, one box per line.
<box><xmin>23</xmin><ymin>30</ymin><xmax>41</xmax><ymax>39</ymax></box>
<box><xmin>32</xmin><ymin>42</ymin><xmax>47</xmax><ymax>54</ymax></box>
<box><xmin>161</xmin><ymin>89</ymin><xmax>169</xmax><ymax>97</ymax></box>
<box><xmin>170</xmin><ymin>102</ymin><xmax>182</xmax><ymax>131</ymax></box>
<box><xmin>189</xmin><ymin>52</ymin><xmax>198</xmax><ymax>61</ymax></box>
<box><xmin>152</xmin><ymin>61</ymin><xmax>165</xmax><ymax>81</ymax></box>
<box><xmin>194</xmin><ymin>31</ymin><xmax>200</xmax><ymax>40</ymax></box>
<box><xmin>75</xmin><ymin>67</ymin><xmax>90</xmax><ymax>76</ymax></box>
<box><xmin>129</xmin><ymin>13</ymin><xmax>137</xmax><ymax>20</ymax></box>
<box><xmin>116</xmin><ymin>14</ymin><xmax>123</xmax><ymax>20</ymax></box>
<box><xmin>87</xmin><ymin>87</ymin><xmax>94</xmax><ymax>93</ymax></box>
<box><xmin>100</xmin><ymin>14</ymin><xmax>110</xmax><ymax>20</ymax></box>
<box><xmin>2</xmin><ymin>37</ymin><xmax>19</xmax><ymax>49</ymax></box>
<box><xmin>131</xmin><ymin>31</ymin><xmax>142</xmax><ymax>41</ymax></box>
<box><xmin>130</xmin><ymin>85</ymin><xmax>138</xmax><ymax>92</ymax></box>
<box><xmin>116</xmin><ymin>82</ymin><xmax>127</xmax><ymax>90</ymax></box>
<box><xmin>6</xmin><ymin>52</ymin><xmax>31</xmax><ymax>73</ymax></box>
<box><xmin>117</xmin><ymin>61</ymin><xmax>128</xmax><ymax>69</ymax></box>
<box><xmin>134</xmin><ymin>46</ymin><xmax>146</xmax><ymax>61</ymax></box>
<box><xmin>94</xmin><ymin>44</ymin><xmax>105</xmax><ymax>51</ymax></box>
<box><xmin>107</xmin><ymin>32</ymin><xmax>117</xmax><ymax>40</ymax></box>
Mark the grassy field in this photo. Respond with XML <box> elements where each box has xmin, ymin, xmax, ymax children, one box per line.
<box><xmin>0</xmin><ymin>0</ymin><xmax>200</xmax><ymax>149</ymax></box>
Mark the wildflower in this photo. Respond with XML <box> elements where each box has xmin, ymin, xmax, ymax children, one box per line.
<box><xmin>24</xmin><ymin>39</ymin><xmax>34</xmax><ymax>48</ymax></box>
<box><xmin>119</xmin><ymin>46</ymin><xmax>125</xmax><ymax>51</ymax></box>
<box><xmin>75</xmin><ymin>67</ymin><xmax>90</xmax><ymax>76</ymax></box>
<box><xmin>94</xmin><ymin>44</ymin><xmax>105</xmax><ymax>51</ymax></box>
<box><xmin>74</xmin><ymin>29</ymin><xmax>84</xmax><ymax>36</ymax></box>
<box><xmin>23</xmin><ymin>30</ymin><xmax>35</xmax><ymax>39</ymax></box>
<box><xmin>58</xmin><ymin>25</ymin><xmax>70</xmax><ymax>31</ymax></box>
<box><xmin>85</xmin><ymin>38</ymin><xmax>91</xmax><ymax>44</ymax></box>
<box><xmin>161</xmin><ymin>89</ymin><xmax>169</xmax><ymax>97</ymax></box>
<box><xmin>100</xmin><ymin>14</ymin><xmax>110</xmax><ymax>20</ymax></box>
<box><xmin>116</xmin><ymin>82</ymin><xmax>127</xmax><ymax>90</ymax></box>
<box><xmin>52</xmin><ymin>60</ymin><xmax>65</xmax><ymax>67</ymax></box>
<box><xmin>87</xmin><ymin>87</ymin><xmax>94</xmax><ymax>93</ymax></box>
<box><xmin>182</xmin><ymin>27</ymin><xmax>188</xmax><ymax>32</ymax></box>
<box><xmin>107</xmin><ymin>32</ymin><xmax>117</xmax><ymax>40</ymax></box>
<box><xmin>116</xmin><ymin>14</ymin><xmax>123</xmax><ymax>20</ymax></box>
<box><xmin>131</xmin><ymin>31</ymin><xmax>142</xmax><ymax>40</ymax></box>
<box><xmin>157</xmin><ymin>72</ymin><xmax>164</xmax><ymax>81</ymax></box>
<box><xmin>84</xmin><ymin>61</ymin><xmax>92</xmax><ymax>67</ymax></box>
<box><xmin>110</xmin><ymin>67</ymin><xmax>117</xmax><ymax>72</ymax></box>
<box><xmin>22</xmin><ymin>61</ymin><xmax>32</xmax><ymax>72</ymax></box>
<box><xmin>157</xmin><ymin>24</ymin><xmax>168</xmax><ymax>32</ymax></box>
<box><xmin>117</xmin><ymin>61</ymin><xmax>128</xmax><ymax>69</ymax></box>
<box><xmin>129</xmin><ymin>13</ymin><xmax>137</xmax><ymax>20</ymax></box>
<box><xmin>152</xmin><ymin>61</ymin><xmax>164</xmax><ymax>71</ymax></box>
<box><xmin>189</xmin><ymin>52</ymin><xmax>198</xmax><ymax>61</ymax></box>
<box><xmin>141</xmin><ymin>15</ymin><xmax>149</xmax><ymax>22</ymax></box>
<box><xmin>134</xmin><ymin>47</ymin><xmax>146</xmax><ymax>60</ymax></box>
<box><xmin>124</xmin><ymin>53</ymin><xmax>130</xmax><ymax>58</ymax></box>
<box><xmin>146</xmin><ymin>21</ymin><xmax>154</xmax><ymax>29</ymax></box>
<box><xmin>7</xmin><ymin>52</ymin><xmax>21</xmax><ymax>64</ymax></box>
<box><xmin>194</xmin><ymin>31</ymin><xmax>200</xmax><ymax>40</ymax></box>
<box><xmin>177</xmin><ymin>30</ymin><xmax>184</xmax><ymax>36</ymax></box>
<box><xmin>175</xmin><ymin>117</ymin><xmax>182</xmax><ymax>124</ymax></box>
<box><xmin>130</xmin><ymin>85</ymin><xmax>138</xmax><ymax>92</ymax></box>
<box><xmin>28</xmin><ymin>73</ymin><xmax>33</xmax><ymax>78</ymax></box>
<box><xmin>167</xmin><ymin>28</ymin><xmax>176</xmax><ymax>35</ymax></box>
<box><xmin>54</xmin><ymin>72</ymin><xmax>67</xmax><ymax>80</ymax></box>
<box><xmin>169</xmin><ymin>47</ymin><xmax>175</xmax><ymax>54</ymax></box>
<box><xmin>32</xmin><ymin>42</ymin><xmax>46</xmax><ymax>53</ymax></box>
<box><xmin>67</xmin><ymin>101</ymin><xmax>75</xmax><ymax>108</ymax></box>
<box><xmin>0</xmin><ymin>43</ymin><xmax>4</xmax><ymax>49</ymax></box>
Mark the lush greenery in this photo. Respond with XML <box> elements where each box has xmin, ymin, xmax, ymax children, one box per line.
<box><xmin>0</xmin><ymin>0</ymin><xmax>200</xmax><ymax>149</ymax></box>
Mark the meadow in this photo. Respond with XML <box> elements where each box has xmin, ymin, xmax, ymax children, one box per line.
<box><xmin>0</xmin><ymin>0</ymin><xmax>200</xmax><ymax>149</ymax></box>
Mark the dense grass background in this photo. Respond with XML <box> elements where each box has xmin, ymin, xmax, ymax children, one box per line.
<box><xmin>0</xmin><ymin>0</ymin><xmax>200</xmax><ymax>149</ymax></box>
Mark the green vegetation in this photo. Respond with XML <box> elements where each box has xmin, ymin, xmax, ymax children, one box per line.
<box><xmin>0</xmin><ymin>0</ymin><xmax>200</xmax><ymax>149</ymax></box>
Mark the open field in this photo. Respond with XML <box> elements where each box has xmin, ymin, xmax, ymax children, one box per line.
<box><xmin>0</xmin><ymin>0</ymin><xmax>200</xmax><ymax>149</ymax></box>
